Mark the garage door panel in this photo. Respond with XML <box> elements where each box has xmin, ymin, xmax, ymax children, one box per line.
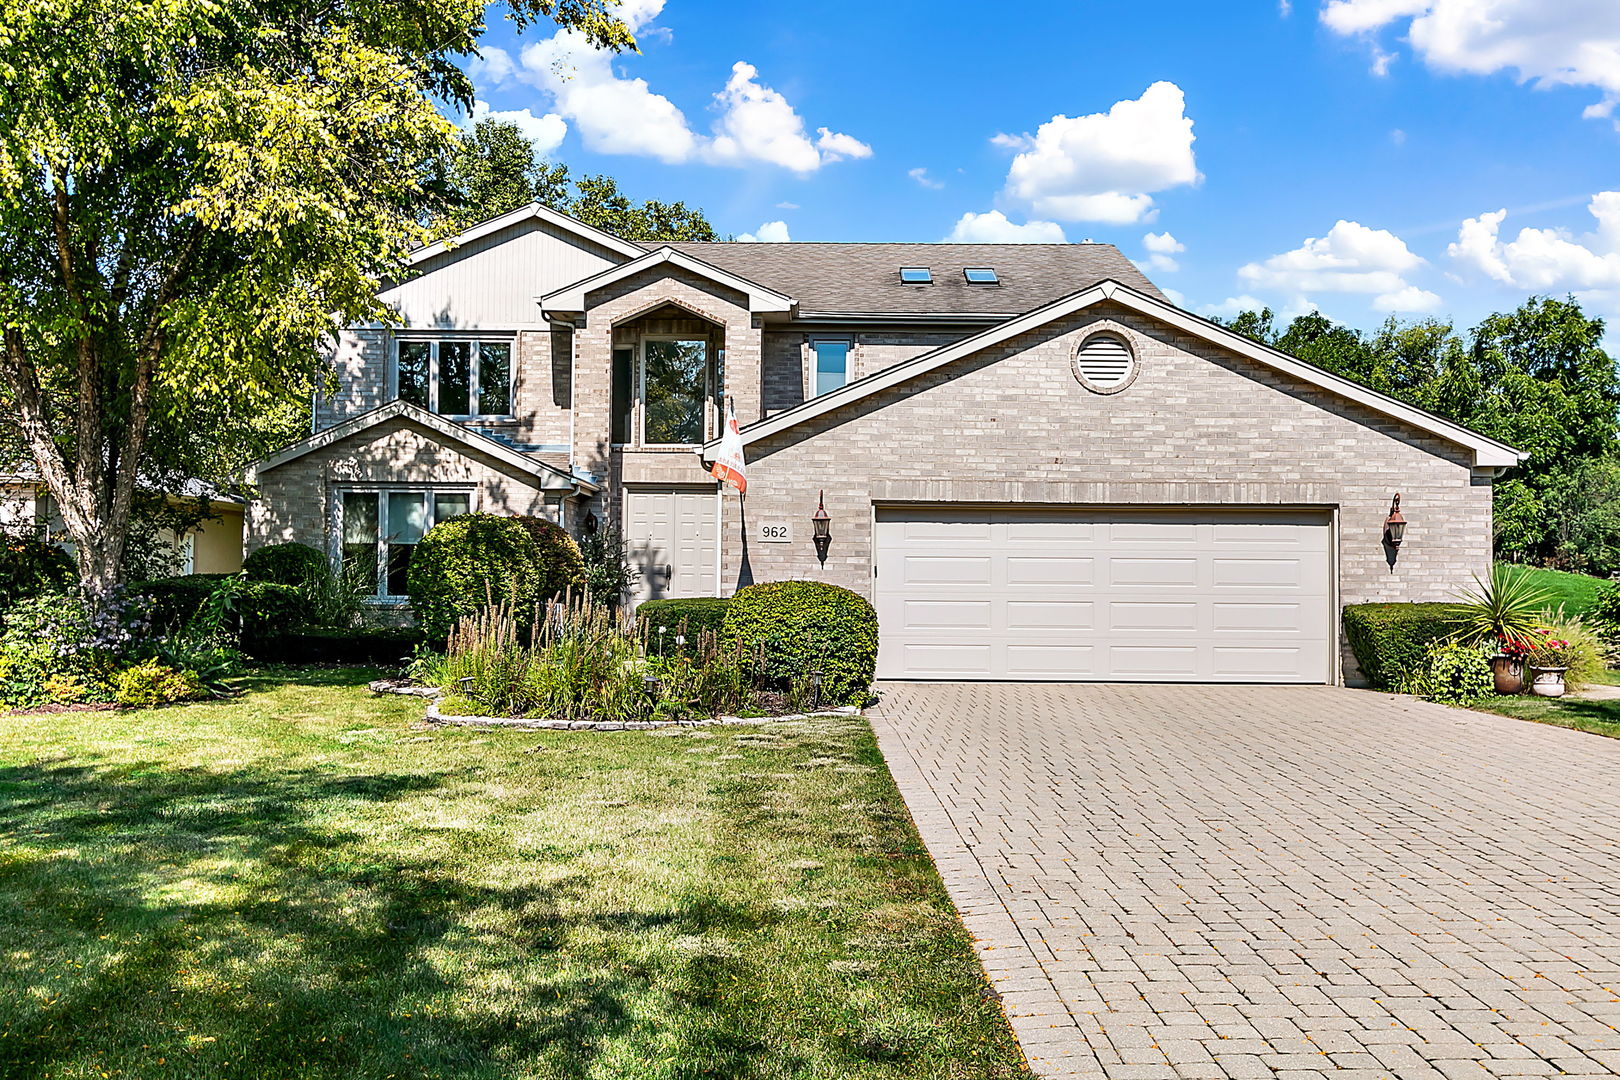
<box><xmin>1006</xmin><ymin>645</ymin><xmax>1095</xmax><ymax>677</ymax></box>
<box><xmin>1110</xmin><ymin>557</ymin><xmax>1198</xmax><ymax>588</ymax></box>
<box><xmin>1005</xmin><ymin>601</ymin><xmax>1094</xmax><ymax>631</ymax></box>
<box><xmin>1007</xmin><ymin>556</ymin><xmax>1093</xmax><ymax>585</ymax></box>
<box><xmin>876</xmin><ymin>506</ymin><xmax>1332</xmax><ymax>683</ymax></box>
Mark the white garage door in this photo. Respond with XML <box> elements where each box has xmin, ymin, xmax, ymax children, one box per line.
<box><xmin>874</xmin><ymin>506</ymin><xmax>1333</xmax><ymax>683</ymax></box>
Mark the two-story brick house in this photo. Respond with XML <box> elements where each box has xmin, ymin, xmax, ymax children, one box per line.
<box><xmin>249</xmin><ymin>202</ymin><xmax>1521</xmax><ymax>684</ymax></box>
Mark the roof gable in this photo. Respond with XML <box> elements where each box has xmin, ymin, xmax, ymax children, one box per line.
<box><xmin>406</xmin><ymin>202</ymin><xmax>645</xmax><ymax>267</ymax></box>
<box><xmin>538</xmin><ymin>246</ymin><xmax>795</xmax><ymax>315</ymax></box>
<box><xmin>702</xmin><ymin>280</ymin><xmax>1524</xmax><ymax>469</ymax></box>
<box><xmin>252</xmin><ymin>401</ymin><xmax>596</xmax><ymax>491</ymax></box>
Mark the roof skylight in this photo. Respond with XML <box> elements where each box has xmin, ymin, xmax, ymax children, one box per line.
<box><xmin>963</xmin><ymin>267</ymin><xmax>999</xmax><ymax>284</ymax></box>
<box><xmin>899</xmin><ymin>267</ymin><xmax>932</xmax><ymax>284</ymax></box>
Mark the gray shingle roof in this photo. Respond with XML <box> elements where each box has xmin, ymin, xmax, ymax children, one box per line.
<box><xmin>662</xmin><ymin>242</ymin><xmax>1166</xmax><ymax>316</ymax></box>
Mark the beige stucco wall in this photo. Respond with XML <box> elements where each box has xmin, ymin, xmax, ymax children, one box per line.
<box><xmin>247</xmin><ymin>416</ymin><xmax>565</xmax><ymax>556</ymax></box>
<box><xmin>721</xmin><ymin>301</ymin><xmax>1493</xmax><ymax>629</ymax></box>
<box><xmin>190</xmin><ymin>509</ymin><xmax>244</xmax><ymax>573</ymax></box>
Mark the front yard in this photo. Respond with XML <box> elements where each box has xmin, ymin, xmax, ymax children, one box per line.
<box><xmin>0</xmin><ymin>669</ymin><xmax>1030</xmax><ymax>1080</ymax></box>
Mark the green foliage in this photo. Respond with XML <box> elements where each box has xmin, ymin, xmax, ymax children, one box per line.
<box><xmin>577</xmin><ymin>524</ymin><xmax>638</xmax><ymax>607</ymax></box>
<box><xmin>0</xmin><ymin>531</ymin><xmax>74</xmax><ymax>619</ymax></box>
<box><xmin>1402</xmin><ymin>642</ymin><xmax>1494</xmax><ymax>705</ymax></box>
<box><xmin>243</xmin><ymin>543</ymin><xmax>328</xmax><ymax>586</ymax></box>
<box><xmin>406</xmin><ymin>513</ymin><xmax>542</xmax><ymax>642</ymax></box>
<box><xmin>1218</xmin><ymin>298</ymin><xmax>1620</xmax><ymax>565</ymax></box>
<box><xmin>1342</xmin><ymin>603</ymin><xmax>1458</xmax><ymax>689</ymax></box>
<box><xmin>637</xmin><ymin>597</ymin><xmax>733</xmax><ymax>655</ymax></box>
<box><xmin>138</xmin><ymin>574</ymin><xmax>235</xmax><ymax>634</ymax></box>
<box><xmin>111</xmin><ymin>659</ymin><xmax>199</xmax><ymax>708</ymax></box>
<box><xmin>722</xmin><ymin>581</ymin><xmax>879</xmax><ymax>706</ymax></box>
<box><xmin>434</xmin><ymin>123</ymin><xmax>719</xmax><ymax>240</ymax></box>
<box><xmin>0</xmin><ymin>0</ymin><xmax>633</xmax><ymax>594</ymax></box>
<box><xmin>1448</xmin><ymin>562</ymin><xmax>1555</xmax><ymax>647</ymax></box>
<box><xmin>513</xmin><ymin>516</ymin><xmax>587</xmax><ymax>602</ymax></box>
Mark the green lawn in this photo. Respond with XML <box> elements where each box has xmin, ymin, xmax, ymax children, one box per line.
<box><xmin>0</xmin><ymin>668</ymin><xmax>1030</xmax><ymax>1080</ymax></box>
<box><xmin>1474</xmin><ymin>692</ymin><xmax>1620</xmax><ymax>740</ymax></box>
<box><xmin>1512</xmin><ymin>562</ymin><xmax>1611</xmax><ymax>616</ymax></box>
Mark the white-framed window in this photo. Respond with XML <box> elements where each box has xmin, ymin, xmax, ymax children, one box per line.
<box><xmin>339</xmin><ymin>488</ymin><xmax>473</xmax><ymax>599</ymax></box>
<box><xmin>810</xmin><ymin>339</ymin><xmax>850</xmax><ymax>397</ymax></box>
<box><xmin>611</xmin><ymin>336</ymin><xmax>724</xmax><ymax>447</ymax></box>
<box><xmin>393</xmin><ymin>337</ymin><xmax>512</xmax><ymax>418</ymax></box>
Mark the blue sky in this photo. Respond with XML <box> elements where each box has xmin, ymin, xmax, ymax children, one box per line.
<box><xmin>467</xmin><ymin>0</ymin><xmax>1620</xmax><ymax>337</ymax></box>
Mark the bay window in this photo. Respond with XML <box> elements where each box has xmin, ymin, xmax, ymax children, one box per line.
<box><xmin>394</xmin><ymin>338</ymin><xmax>512</xmax><ymax>417</ymax></box>
<box><xmin>340</xmin><ymin>489</ymin><xmax>472</xmax><ymax>599</ymax></box>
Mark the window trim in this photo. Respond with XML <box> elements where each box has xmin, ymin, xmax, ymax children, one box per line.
<box><xmin>807</xmin><ymin>337</ymin><xmax>852</xmax><ymax>399</ymax></box>
<box><xmin>391</xmin><ymin>335</ymin><xmax>515</xmax><ymax>420</ymax></box>
<box><xmin>636</xmin><ymin>334</ymin><xmax>719</xmax><ymax>449</ymax></box>
<box><xmin>335</xmin><ymin>485</ymin><xmax>478</xmax><ymax>602</ymax></box>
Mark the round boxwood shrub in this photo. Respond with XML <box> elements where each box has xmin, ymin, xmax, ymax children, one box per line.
<box><xmin>407</xmin><ymin>513</ymin><xmax>542</xmax><ymax>642</ymax></box>
<box><xmin>513</xmin><ymin>516</ymin><xmax>587</xmax><ymax>601</ymax></box>
<box><xmin>638</xmin><ymin>596</ymin><xmax>732</xmax><ymax>656</ymax></box>
<box><xmin>243</xmin><ymin>542</ymin><xmax>328</xmax><ymax>586</ymax></box>
<box><xmin>722</xmin><ymin>580</ymin><xmax>878</xmax><ymax>706</ymax></box>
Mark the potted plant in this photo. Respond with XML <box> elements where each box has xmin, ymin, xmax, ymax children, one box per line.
<box><xmin>1448</xmin><ymin>564</ymin><xmax>1553</xmax><ymax>692</ymax></box>
<box><xmin>1526</xmin><ymin>630</ymin><xmax>1574</xmax><ymax>698</ymax></box>
<box><xmin>1490</xmin><ymin>635</ymin><xmax>1532</xmax><ymax>694</ymax></box>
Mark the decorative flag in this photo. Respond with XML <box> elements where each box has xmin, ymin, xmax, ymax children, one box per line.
<box><xmin>710</xmin><ymin>397</ymin><xmax>747</xmax><ymax>494</ymax></box>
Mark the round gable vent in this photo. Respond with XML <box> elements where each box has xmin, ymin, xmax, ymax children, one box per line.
<box><xmin>1072</xmin><ymin>331</ymin><xmax>1138</xmax><ymax>394</ymax></box>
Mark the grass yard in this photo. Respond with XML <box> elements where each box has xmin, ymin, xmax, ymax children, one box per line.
<box><xmin>1513</xmin><ymin>562</ymin><xmax>1611</xmax><ymax>616</ymax></box>
<box><xmin>1474</xmin><ymin>690</ymin><xmax>1620</xmax><ymax>741</ymax></box>
<box><xmin>0</xmin><ymin>668</ymin><xmax>1030</xmax><ymax>1080</ymax></box>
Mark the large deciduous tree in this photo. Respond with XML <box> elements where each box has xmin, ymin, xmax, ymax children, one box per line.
<box><xmin>0</xmin><ymin>0</ymin><xmax>631</xmax><ymax>598</ymax></box>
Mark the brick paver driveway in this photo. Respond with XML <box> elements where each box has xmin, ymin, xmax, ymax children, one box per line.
<box><xmin>870</xmin><ymin>683</ymin><xmax>1620</xmax><ymax>1080</ymax></box>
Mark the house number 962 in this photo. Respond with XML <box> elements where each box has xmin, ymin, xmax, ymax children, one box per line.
<box><xmin>759</xmin><ymin>522</ymin><xmax>793</xmax><ymax>543</ymax></box>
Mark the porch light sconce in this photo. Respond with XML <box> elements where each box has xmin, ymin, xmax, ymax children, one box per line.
<box><xmin>811</xmin><ymin>491</ymin><xmax>832</xmax><ymax>563</ymax></box>
<box><xmin>1384</xmin><ymin>494</ymin><xmax>1407</xmax><ymax>548</ymax></box>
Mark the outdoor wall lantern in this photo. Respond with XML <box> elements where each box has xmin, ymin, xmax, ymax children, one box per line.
<box><xmin>811</xmin><ymin>491</ymin><xmax>832</xmax><ymax>563</ymax></box>
<box><xmin>1384</xmin><ymin>494</ymin><xmax>1407</xmax><ymax>548</ymax></box>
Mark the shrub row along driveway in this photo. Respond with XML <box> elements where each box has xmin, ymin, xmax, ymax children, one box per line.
<box><xmin>872</xmin><ymin>682</ymin><xmax>1620</xmax><ymax>1079</ymax></box>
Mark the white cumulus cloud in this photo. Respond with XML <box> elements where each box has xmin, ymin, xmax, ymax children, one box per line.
<box><xmin>737</xmin><ymin>220</ymin><xmax>792</xmax><ymax>243</ymax></box>
<box><xmin>1320</xmin><ymin>0</ymin><xmax>1620</xmax><ymax>120</ymax></box>
<box><xmin>1239</xmin><ymin>220</ymin><xmax>1441</xmax><ymax>312</ymax></box>
<box><xmin>996</xmin><ymin>81</ymin><xmax>1199</xmax><ymax>225</ymax></box>
<box><xmin>478</xmin><ymin>3</ymin><xmax>868</xmax><ymax>171</ymax></box>
<box><xmin>909</xmin><ymin>167</ymin><xmax>945</xmax><ymax>190</ymax></box>
<box><xmin>1142</xmin><ymin>231</ymin><xmax>1186</xmax><ymax>272</ymax></box>
<box><xmin>1448</xmin><ymin>193</ymin><xmax>1620</xmax><ymax>298</ymax></box>
<box><xmin>466</xmin><ymin>99</ymin><xmax>568</xmax><ymax>157</ymax></box>
<box><xmin>945</xmin><ymin>211</ymin><xmax>1067</xmax><ymax>243</ymax></box>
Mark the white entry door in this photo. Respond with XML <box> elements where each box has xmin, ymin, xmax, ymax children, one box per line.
<box><xmin>624</xmin><ymin>486</ymin><xmax>719</xmax><ymax>603</ymax></box>
<box><xmin>875</xmin><ymin>506</ymin><xmax>1333</xmax><ymax>683</ymax></box>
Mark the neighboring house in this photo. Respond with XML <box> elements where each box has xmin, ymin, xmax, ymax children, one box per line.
<box><xmin>0</xmin><ymin>478</ymin><xmax>245</xmax><ymax>575</ymax></box>
<box><xmin>248</xmin><ymin>202</ymin><xmax>1522</xmax><ymax>684</ymax></box>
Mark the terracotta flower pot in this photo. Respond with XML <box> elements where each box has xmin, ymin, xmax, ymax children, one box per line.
<box><xmin>1529</xmin><ymin>666</ymin><xmax>1567</xmax><ymax>698</ymax></box>
<box><xmin>1489</xmin><ymin>654</ymin><xmax>1525</xmax><ymax>695</ymax></box>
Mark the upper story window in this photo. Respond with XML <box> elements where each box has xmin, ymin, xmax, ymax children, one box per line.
<box><xmin>395</xmin><ymin>338</ymin><xmax>512</xmax><ymax>418</ymax></box>
<box><xmin>812</xmin><ymin>340</ymin><xmax>850</xmax><ymax>397</ymax></box>
<box><xmin>612</xmin><ymin>337</ymin><xmax>723</xmax><ymax>447</ymax></box>
<box><xmin>963</xmin><ymin>267</ymin><xmax>999</xmax><ymax>284</ymax></box>
<box><xmin>899</xmin><ymin>267</ymin><xmax>932</xmax><ymax>284</ymax></box>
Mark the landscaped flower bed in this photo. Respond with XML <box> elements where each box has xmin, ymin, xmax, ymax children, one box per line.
<box><xmin>414</xmin><ymin>582</ymin><xmax>878</xmax><ymax>726</ymax></box>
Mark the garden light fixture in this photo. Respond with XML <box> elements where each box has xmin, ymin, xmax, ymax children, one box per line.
<box><xmin>1384</xmin><ymin>494</ymin><xmax>1407</xmax><ymax>547</ymax></box>
<box><xmin>811</xmin><ymin>491</ymin><xmax>832</xmax><ymax>562</ymax></box>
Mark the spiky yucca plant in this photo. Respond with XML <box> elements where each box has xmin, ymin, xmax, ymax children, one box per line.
<box><xmin>1448</xmin><ymin>563</ymin><xmax>1553</xmax><ymax>648</ymax></box>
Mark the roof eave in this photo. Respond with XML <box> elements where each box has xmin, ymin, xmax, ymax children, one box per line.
<box><xmin>537</xmin><ymin>247</ymin><xmax>796</xmax><ymax>317</ymax></box>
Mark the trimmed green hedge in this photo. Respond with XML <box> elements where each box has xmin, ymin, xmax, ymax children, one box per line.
<box><xmin>136</xmin><ymin>575</ymin><xmax>306</xmax><ymax>649</ymax></box>
<box><xmin>1342</xmin><ymin>603</ymin><xmax>1457</xmax><ymax>689</ymax></box>
<box><xmin>722</xmin><ymin>581</ymin><xmax>878</xmax><ymax>706</ymax></box>
<box><xmin>637</xmin><ymin>597</ymin><xmax>732</xmax><ymax>655</ymax></box>
<box><xmin>407</xmin><ymin>513</ymin><xmax>542</xmax><ymax>642</ymax></box>
<box><xmin>258</xmin><ymin>626</ymin><xmax>424</xmax><ymax>665</ymax></box>
<box><xmin>0</xmin><ymin>534</ymin><xmax>75</xmax><ymax>619</ymax></box>
<box><xmin>242</xmin><ymin>542</ymin><xmax>328</xmax><ymax>586</ymax></box>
